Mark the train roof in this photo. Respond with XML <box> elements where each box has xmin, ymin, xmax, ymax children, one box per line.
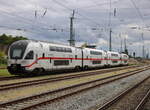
<box><xmin>14</xmin><ymin>39</ymin><xmax>75</xmax><ymax>48</ymax></box>
<box><xmin>107</xmin><ymin>51</ymin><xmax>120</xmax><ymax>54</ymax></box>
<box><xmin>83</xmin><ymin>47</ymin><xmax>105</xmax><ymax>52</ymax></box>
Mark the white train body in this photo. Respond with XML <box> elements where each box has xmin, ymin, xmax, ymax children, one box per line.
<box><xmin>107</xmin><ymin>51</ymin><xmax>121</xmax><ymax>66</ymax></box>
<box><xmin>7</xmin><ymin>40</ymin><xmax>129</xmax><ymax>75</ymax></box>
<box><xmin>120</xmin><ymin>53</ymin><xmax>129</xmax><ymax>65</ymax></box>
<box><xmin>82</xmin><ymin>48</ymin><xmax>107</xmax><ymax>68</ymax></box>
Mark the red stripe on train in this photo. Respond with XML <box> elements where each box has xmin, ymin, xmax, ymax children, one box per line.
<box><xmin>25</xmin><ymin>57</ymin><xmax>128</xmax><ymax>68</ymax></box>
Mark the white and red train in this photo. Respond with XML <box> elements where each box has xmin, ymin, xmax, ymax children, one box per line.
<box><xmin>7</xmin><ymin>40</ymin><xmax>129</xmax><ymax>76</ymax></box>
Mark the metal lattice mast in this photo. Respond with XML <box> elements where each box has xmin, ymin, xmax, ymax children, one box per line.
<box><xmin>69</xmin><ymin>10</ymin><xmax>75</xmax><ymax>46</ymax></box>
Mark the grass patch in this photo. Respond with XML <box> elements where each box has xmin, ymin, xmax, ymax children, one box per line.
<box><xmin>0</xmin><ymin>64</ymin><xmax>7</xmax><ymax>68</ymax></box>
<box><xmin>0</xmin><ymin>69</ymin><xmax>13</xmax><ymax>76</ymax></box>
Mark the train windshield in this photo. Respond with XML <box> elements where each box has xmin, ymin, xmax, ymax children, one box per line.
<box><xmin>9</xmin><ymin>41</ymin><xmax>28</xmax><ymax>59</ymax></box>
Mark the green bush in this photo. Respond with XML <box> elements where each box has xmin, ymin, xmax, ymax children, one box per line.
<box><xmin>0</xmin><ymin>34</ymin><xmax>28</xmax><ymax>45</ymax></box>
<box><xmin>0</xmin><ymin>51</ymin><xmax>7</xmax><ymax>65</ymax></box>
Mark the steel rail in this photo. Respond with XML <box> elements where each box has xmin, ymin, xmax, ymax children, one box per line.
<box><xmin>135</xmin><ymin>89</ymin><xmax>150</xmax><ymax>110</ymax></box>
<box><xmin>0</xmin><ymin>76</ymin><xmax>21</xmax><ymax>81</ymax></box>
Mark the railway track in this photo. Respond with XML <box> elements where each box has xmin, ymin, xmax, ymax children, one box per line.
<box><xmin>0</xmin><ymin>65</ymin><xmax>138</xmax><ymax>82</ymax></box>
<box><xmin>0</xmin><ymin>65</ymin><xmax>149</xmax><ymax>110</ymax></box>
<box><xmin>0</xmin><ymin>65</ymin><xmax>134</xmax><ymax>81</ymax></box>
<box><xmin>0</xmin><ymin>65</ymin><xmax>142</xmax><ymax>91</ymax></box>
<box><xmin>97</xmin><ymin>75</ymin><xmax>150</xmax><ymax>110</ymax></box>
<box><xmin>135</xmin><ymin>89</ymin><xmax>150</xmax><ymax>110</ymax></box>
<box><xmin>0</xmin><ymin>76</ymin><xmax>21</xmax><ymax>81</ymax></box>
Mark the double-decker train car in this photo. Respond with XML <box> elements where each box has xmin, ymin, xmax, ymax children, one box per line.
<box><xmin>7</xmin><ymin>40</ymin><xmax>82</xmax><ymax>75</ymax></box>
<box><xmin>107</xmin><ymin>51</ymin><xmax>121</xmax><ymax>66</ymax></box>
<box><xmin>82</xmin><ymin>48</ymin><xmax>107</xmax><ymax>69</ymax></box>
<box><xmin>120</xmin><ymin>53</ymin><xmax>129</xmax><ymax>65</ymax></box>
<box><xmin>7</xmin><ymin>40</ymin><xmax>129</xmax><ymax>76</ymax></box>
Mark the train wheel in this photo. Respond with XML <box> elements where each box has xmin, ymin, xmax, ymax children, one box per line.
<box><xmin>75</xmin><ymin>66</ymin><xmax>81</xmax><ymax>71</ymax></box>
<box><xmin>84</xmin><ymin>66</ymin><xmax>89</xmax><ymax>70</ymax></box>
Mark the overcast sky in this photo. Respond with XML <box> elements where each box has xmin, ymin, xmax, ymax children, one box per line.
<box><xmin>0</xmin><ymin>0</ymin><xmax>150</xmax><ymax>57</ymax></box>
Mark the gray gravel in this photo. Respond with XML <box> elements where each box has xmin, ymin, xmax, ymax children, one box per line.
<box><xmin>106</xmin><ymin>77</ymin><xmax>150</xmax><ymax>110</ymax></box>
<box><xmin>35</xmin><ymin>69</ymin><xmax>150</xmax><ymax>110</ymax></box>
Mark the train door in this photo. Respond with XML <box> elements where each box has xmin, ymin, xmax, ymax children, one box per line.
<box><xmin>73</xmin><ymin>48</ymin><xmax>82</xmax><ymax>69</ymax></box>
<box><xmin>105</xmin><ymin>52</ymin><xmax>108</xmax><ymax>65</ymax></box>
<box><xmin>82</xmin><ymin>48</ymin><xmax>90</xmax><ymax>69</ymax></box>
<box><xmin>69</xmin><ymin>55</ymin><xmax>73</xmax><ymax>68</ymax></box>
<box><xmin>33</xmin><ymin>50</ymin><xmax>40</xmax><ymax>68</ymax></box>
<box><xmin>104</xmin><ymin>52</ymin><xmax>108</xmax><ymax>66</ymax></box>
<box><xmin>48</xmin><ymin>54</ymin><xmax>53</xmax><ymax>71</ymax></box>
<box><xmin>107</xmin><ymin>53</ymin><xmax>111</xmax><ymax>66</ymax></box>
<box><xmin>81</xmin><ymin>49</ymin><xmax>84</xmax><ymax>69</ymax></box>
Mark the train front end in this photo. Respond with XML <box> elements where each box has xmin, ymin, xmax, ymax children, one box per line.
<box><xmin>7</xmin><ymin>40</ymin><xmax>35</xmax><ymax>75</ymax></box>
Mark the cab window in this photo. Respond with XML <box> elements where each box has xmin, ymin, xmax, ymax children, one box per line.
<box><xmin>25</xmin><ymin>51</ymin><xmax>34</xmax><ymax>59</ymax></box>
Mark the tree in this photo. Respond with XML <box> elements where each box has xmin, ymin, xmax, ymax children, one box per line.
<box><xmin>0</xmin><ymin>51</ymin><xmax>5</xmax><ymax>58</ymax></box>
<box><xmin>0</xmin><ymin>51</ymin><xmax>6</xmax><ymax>65</ymax></box>
<box><xmin>0</xmin><ymin>34</ymin><xmax>28</xmax><ymax>45</ymax></box>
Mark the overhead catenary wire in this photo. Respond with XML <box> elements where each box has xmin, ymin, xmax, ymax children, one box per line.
<box><xmin>0</xmin><ymin>0</ymin><xmax>113</xmax><ymax>35</ymax></box>
<box><xmin>0</xmin><ymin>8</ymin><xmax>72</xmax><ymax>34</ymax></box>
<box><xmin>129</xmin><ymin>0</ymin><xmax>147</xmax><ymax>57</ymax></box>
<box><xmin>0</xmin><ymin>9</ymin><xmax>53</xmax><ymax>31</ymax></box>
<box><xmin>130</xmin><ymin>0</ymin><xmax>145</xmax><ymax>25</ymax></box>
<box><xmin>52</xmin><ymin>0</ymin><xmax>103</xmax><ymax>27</ymax></box>
<box><xmin>0</xmin><ymin>25</ymin><xmax>45</xmax><ymax>36</ymax></box>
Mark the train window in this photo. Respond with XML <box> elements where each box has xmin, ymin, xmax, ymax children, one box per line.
<box><xmin>90</xmin><ymin>51</ymin><xmax>102</xmax><ymax>55</ymax></box>
<box><xmin>92</xmin><ymin>61</ymin><xmax>101</xmax><ymax>64</ymax></box>
<box><xmin>112</xmin><ymin>61</ymin><xmax>118</xmax><ymax>63</ymax></box>
<box><xmin>65</xmin><ymin>48</ymin><xmax>70</xmax><ymax>52</ymax></box>
<box><xmin>66</xmin><ymin>48</ymin><xmax>72</xmax><ymax>53</ymax></box>
<box><xmin>59</xmin><ymin>47</ymin><xmax>63</xmax><ymax>52</ymax></box>
<box><xmin>111</xmin><ymin>54</ymin><xmax>118</xmax><ymax>57</ymax></box>
<box><xmin>50</xmin><ymin>46</ymin><xmax>56</xmax><ymax>51</ymax></box>
<box><xmin>25</xmin><ymin>51</ymin><xmax>34</xmax><ymax>60</ymax></box>
<box><xmin>55</xmin><ymin>47</ymin><xmax>59</xmax><ymax>52</ymax></box>
<box><xmin>63</xmin><ymin>48</ymin><xmax>66</xmax><ymax>52</ymax></box>
<box><xmin>50</xmin><ymin>46</ymin><xmax>72</xmax><ymax>53</ymax></box>
<box><xmin>10</xmin><ymin>41</ymin><xmax>28</xmax><ymax>59</ymax></box>
<box><xmin>62</xmin><ymin>48</ymin><xmax>66</xmax><ymax>52</ymax></box>
<box><xmin>54</xmin><ymin>60</ymin><xmax>69</xmax><ymax>66</ymax></box>
<box><xmin>123</xmin><ymin>55</ymin><xmax>128</xmax><ymax>58</ymax></box>
<box><xmin>75</xmin><ymin>55</ymin><xmax>77</xmax><ymax>59</ymax></box>
<box><xmin>12</xmin><ymin>49</ymin><xmax>22</xmax><ymax>59</ymax></box>
<box><xmin>69</xmin><ymin>48</ymin><xmax>72</xmax><ymax>53</ymax></box>
<box><xmin>61</xmin><ymin>48</ymin><xmax>65</xmax><ymax>52</ymax></box>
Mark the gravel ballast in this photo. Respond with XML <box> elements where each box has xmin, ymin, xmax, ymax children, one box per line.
<box><xmin>106</xmin><ymin>77</ymin><xmax>150</xmax><ymax>110</ymax></box>
<box><xmin>35</xmin><ymin>69</ymin><xmax>150</xmax><ymax>110</ymax></box>
<box><xmin>0</xmin><ymin>68</ymin><xmax>135</xmax><ymax>102</ymax></box>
